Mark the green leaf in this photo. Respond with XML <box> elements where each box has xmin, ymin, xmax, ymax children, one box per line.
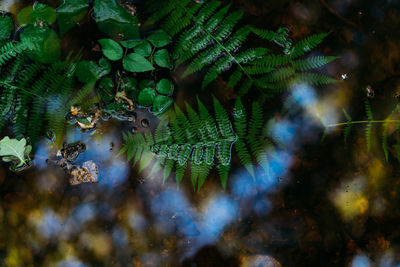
<box><xmin>0</xmin><ymin>137</ymin><xmax>31</xmax><ymax>167</ymax></box>
<box><xmin>56</xmin><ymin>0</ymin><xmax>88</xmax><ymax>35</ymax></box>
<box><xmin>123</xmin><ymin>53</ymin><xmax>155</xmax><ymax>72</ymax></box>
<box><xmin>93</xmin><ymin>0</ymin><xmax>139</xmax><ymax>40</ymax></box>
<box><xmin>76</xmin><ymin>117</ymin><xmax>92</xmax><ymax>125</ymax></box>
<box><xmin>154</xmin><ymin>49</ymin><xmax>171</xmax><ymax>68</ymax></box>
<box><xmin>98</xmin><ymin>38</ymin><xmax>123</xmax><ymax>61</ymax></box>
<box><xmin>138</xmin><ymin>87</ymin><xmax>156</xmax><ymax>107</ymax></box>
<box><xmin>152</xmin><ymin>95</ymin><xmax>173</xmax><ymax>115</ymax></box>
<box><xmin>156</xmin><ymin>79</ymin><xmax>174</xmax><ymax>95</ymax></box>
<box><xmin>0</xmin><ymin>14</ymin><xmax>13</xmax><ymax>40</ymax></box>
<box><xmin>121</xmin><ymin>40</ymin><xmax>152</xmax><ymax>57</ymax></box>
<box><xmin>98</xmin><ymin>77</ymin><xmax>114</xmax><ymax>102</ymax></box>
<box><xmin>76</xmin><ymin>57</ymin><xmax>111</xmax><ymax>83</ymax></box>
<box><xmin>147</xmin><ymin>30</ymin><xmax>171</xmax><ymax>48</ymax></box>
<box><xmin>20</xmin><ymin>25</ymin><xmax>60</xmax><ymax>64</ymax></box>
<box><xmin>134</xmin><ymin>41</ymin><xmax>152</xmax><ymax>57</ymax></box>
<box><xmin>17</xmin><ymin>2</ymin><xmax>56</xmax><ymax>25</ymax></box>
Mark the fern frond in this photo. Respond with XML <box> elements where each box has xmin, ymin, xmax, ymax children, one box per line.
<box><xmin>365</xmin><ymin>100</ymin><xmax>373</xmax><ymax>151</ymax></box>
<box><xmin>289</xmin><ymin>33</ymin><xmax>329</xmax><ymax>58</ymax></box>
<box><xmin>382</xmin><ymin>119</ymin><xmax>389</xmax><ymax>161</ymax></box>
<box><xmin>121</xmin><ymin>95</ymin><xmax>271</xmax><ymax>190</ymax></box>
<box><xmin>293</xmin><ymin>56</ymin><xmax>339</xmax><ymax>71</ymax></box>
<box><xmin>233</xmin><ymin>97</ymin><xmax>255</xmax><ymax>178</ymax></box>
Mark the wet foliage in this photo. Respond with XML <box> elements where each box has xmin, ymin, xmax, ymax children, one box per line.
<box><xmin>1</xmin><ymin>0</ymin><xmax>400</xmax><ymax>266</ymax></box>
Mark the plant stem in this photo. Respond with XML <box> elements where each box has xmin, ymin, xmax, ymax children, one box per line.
<box><xmin>327</xmin><ymin>120</ymin><xmax>400</xmax><ymax>128</ymax></box>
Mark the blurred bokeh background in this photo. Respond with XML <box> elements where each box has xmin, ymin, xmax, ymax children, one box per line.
<box><xmin>1</xmin><ymin>0</ymin><xmax>400</xmax><ymax>266</ymax></box>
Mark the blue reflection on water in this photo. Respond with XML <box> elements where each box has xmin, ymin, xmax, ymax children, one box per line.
<box><xmin>57</xmin><ymin>257</ymin><xmax>88</xmax><ymax>267</ymax></box>
<box><xmin>145</xmin><ymin>83</ymin><xmax>326</xmax><ymax>260</ymax></box>
<box><xmin>72</xmin><ymin>203</ymin><xmax>96</xmax><ymax>225</ymax></box>
<box><xmin>38</xmin><ymin>209</ymin><xmax>63</xmax><ymax>239</ymax></box>
<box><xmin>112</xmin><ymin>226</ymin><xmax>129</xmax><ymax>246</ymax></box>
<box><xmin>351</xmin><ymin>253</ymin><xmax>371</xmax><ymax>267</ymax></box>
<box><xmin>285</xmin><ymin>83</ymin><xmax>317</xmax><ymax>109</ymax></box>
<box><xmin>199</xmin><ymin>194</ymin><xmax>237</xmax><ymax>239</ymax></box>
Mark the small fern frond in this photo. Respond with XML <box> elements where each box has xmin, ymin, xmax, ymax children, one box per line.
<box><xmin>293</xmin><ymin>56</ymin><xmax>339</xmax><ymax>71</ymax></box>
<box><xmin>364</xmin><ymin>100</ymin><xmax>374</xmax><ymax>152</ymax></box>
<box><xmin>289</xmin><ymin>33</ymin><xmax>329</xmax><ymax>58</ymax></box>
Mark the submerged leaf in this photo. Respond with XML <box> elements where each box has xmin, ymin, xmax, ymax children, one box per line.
<box><xmin>17</xmin><ymin>2</ymin><xmax>56</xmax><ymax>25</ymax></box>
<box><xmin>93</xmin><ymin>0</ymin><xmax>139</xmax><ymax>40</ymax></box>
<box><xmin>56</xmin><ymin>0</ymin><xmax>89</xmax><ymax>35</ymax></box>
<box><xmin>20</xmin><ymin>25</ymin><xmax>61</xmax><ymax>64</ymax></box>
<box><xmin>76</xmin><ymin>58</ymin><xmax>111</xmax><ymax>83</ymax></box>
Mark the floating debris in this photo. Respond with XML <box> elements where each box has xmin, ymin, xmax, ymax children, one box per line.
<box><xmin>66</xmin><ymin>105</ymin><xmax>102</xmax><ymax>132</ymax></box>
<box><xmin>366</xmin><ymin>85</ymin><xmax>374</xmax><ymax>98</ymax></box>
<box><xmin>58</xmin><ymin>141</ymin><xmax>86</xmax><ymax>162</ymax></box>
<box><xmin>69</xmin><ymin>160</ymin><xmax>98</xmax><ymax>185</ymax></box>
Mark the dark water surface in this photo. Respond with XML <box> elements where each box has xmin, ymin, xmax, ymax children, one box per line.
<box><xmin>1</xmin><ymin>0</ymin><xmax>400</xmax><ymax>266</ymax></box>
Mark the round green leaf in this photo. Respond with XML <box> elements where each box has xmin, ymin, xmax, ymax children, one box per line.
<box><xmin>0</xmin><ymin>14</ymin><xmax>13</xmax><ymax>40</ymax></box>
<box><xmin>98</xmin><ymin>77</ymin><xmax>114</xmax><ymax>102</ymax></box>
<box><xmin>156</xmin><ymin>79</ymin><xmax>174</xmax><ymax>95</ymax></box>
<box><xmin>123</xmin><ymin>53</ymin><xmax>155</xmax><ymax>72</ymax></box>
<box><xmin>147</xmin><ymin>30</ymin><xmax>171</xmax><ymax>48</ymax></box>
<box><xmin>56</xmin><ymin>0</ymin><xmax>89</xmax><ymax>35</ymax></box>
<box><xmin>138</xmin><ymin>87</ymin><xmax>156</xmax><ymax>107</ymax></box>
<box><xmin>98</xmin><ymin>38</ymin><xmax>123</xmax><ymax>61</ymax></box>
<box><xmin>17</xmin><ymin>2</ymin><xmax>56</xmax><ymax>25</ymax></box>
<box><xmin>20</xmin><ymin>25</ymin><xmax>60</xmax><ymax>64</ymax></box>
<box><xmin>154</xmin><ymin>49</ymin><xmax>171</xmax><ymax>68</ymax></box>
<box><xmin>152</xmin><ymin>95</ymin><xmax>173</xmax><ymax>115</ymax></box>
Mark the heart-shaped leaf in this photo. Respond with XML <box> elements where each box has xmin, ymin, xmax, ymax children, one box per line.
<box><xmin>123</xmin><ymin>53</ymin><xmax>154</xmax><ymax>72</ymax></box>
<box><xmin>156</xmin><ymin>79</ymin><xmax>174</xmax><ymax>95</ymax></box>
<box><xmin>99</xmin><ymin>38</ymin><xmax>123</xmax><ymax>61</ymax></box>
<box><xmin>147</xmin><ymin>30</ymin><xmax>171</xmax><ymax>48</ymax></box>
<box><xmin>138</xmin><ymin>87</ymin><xmax>156</xmax><ymax>107</ymax></box>
<box><xmin>133</xmin><ymin>41</ymin><xmax>152</xmax><ymax>57</ymax></box>
<box><xmin>154</xmin><ymin>49</ymin><xmax>171</xmax><ymax>68</ymax></box>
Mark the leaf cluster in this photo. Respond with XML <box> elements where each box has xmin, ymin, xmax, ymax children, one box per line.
<box><xmin>144</xmin><ymin>0</ymin><xmax>339</xmax><ymax>93</ymax></box>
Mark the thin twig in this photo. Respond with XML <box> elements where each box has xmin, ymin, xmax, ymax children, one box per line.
<box><xmin>319</xmin><ymin>0</ymin><xmax>359</xmax><ymax>29</ymax></box>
